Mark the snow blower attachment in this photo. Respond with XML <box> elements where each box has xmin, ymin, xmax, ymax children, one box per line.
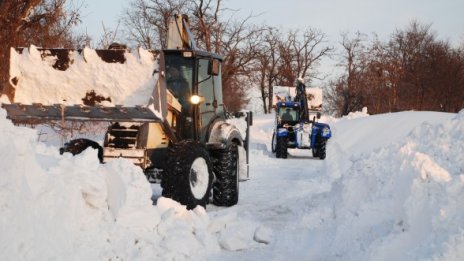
<box><xmin>1</xmin><ymin>14</ymin><xmax>252</xmax><ymax>210</ymax></box>
<box><xmin>271</xmin><ymin>79</ymin><xmax>331</xmax><ymax>159</ymax></box>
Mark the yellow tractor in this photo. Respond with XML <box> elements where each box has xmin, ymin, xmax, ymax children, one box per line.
<box><xmin>2</xmin><ymin>14</ymin><xmax>252</xmax><ymax>209</ymax></box>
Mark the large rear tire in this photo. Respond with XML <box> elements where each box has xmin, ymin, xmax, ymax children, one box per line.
<box><xmin>275</xmin><ymin>136</ymin><xmax>288</xmax><ymax>159</ymax></box>
<box><xmin>161</xmin><ymin>141</ymin><xmax>213</xmax><ymax>210</ymax></box>
<box><xmin>211</xmin><ymin>144</ymin><xmax>239</xmax><ymax>206</ymax></box>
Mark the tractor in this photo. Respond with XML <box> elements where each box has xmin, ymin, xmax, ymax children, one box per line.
<box><xmin>271</xmin><ymin>79</ymin><xmax>331</xmax><ymax>159</ymax></box>
<box><xmin>1</xmin><ymin>14</ymin><xmax>252</xmax><ymax>210</ymax></box>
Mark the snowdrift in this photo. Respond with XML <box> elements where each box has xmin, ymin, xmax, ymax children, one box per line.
<box><xmin>319</xmin><ymin>110</ymin><xmax>464</xmax><ymax>260</ymax></box>
<box><xmin>0</xmin><ymin>108</ymin><xmax>264</xmax><ymax>260</ymax></box>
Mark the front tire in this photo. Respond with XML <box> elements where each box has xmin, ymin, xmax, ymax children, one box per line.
<box><xmin>161</xmin><ymin>141</ymin><xmax>213</xmax><ymax>209</ymax></box>
<box><xmin>318</xmin><ymin>139</ymin><xmax>327</xmax><ymax>160</ymax></box>
<box><xmin>275</xmin><ymin>136</ymin><xmax>288</xmax><ymax>159</ymax></box>
<box><xmin>314</xmin><ymin>135</ymin><xmax>327</xmax><ymax>160</ymax></box>
<box><xmin>211</xmin><ymin>144</ymin><xmax>239</xmax><ymax>206</ymax></box>
<box><xmin>271</xmin><ymin>131</ymin><xmax>277</xmax><ymax>153</ymax></box>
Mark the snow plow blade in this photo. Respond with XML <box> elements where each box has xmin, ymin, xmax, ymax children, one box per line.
<box><xmin>2</xmin><ymin>103</ymin><xmax>161</xmax><ymax>123</ymax></box>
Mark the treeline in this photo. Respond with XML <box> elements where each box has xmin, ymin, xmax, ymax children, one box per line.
<box><xmin>326</xmin><ymin>22</ymin><xmax>464</xmax><ymax>116</ymax></box>
<box><xmin>1</xmin><ymin>1</ymin><xmax>463</xmax><ymax>115</ymax></box>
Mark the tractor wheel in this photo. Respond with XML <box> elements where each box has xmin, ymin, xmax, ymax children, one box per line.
<box><xmin>276</xmin><ymin>136</ymin><xmax>288</xmax><ymax>159</ymax></box>
<box><xmin>161</xmin><ymin>140</ymin><xmax>213</xmax><ymax>210</ymax></box>
<box><xmin>318</xmin><ymin>139</ymin><xmax>327</xmax><ymax>160</ymax></box>
<box><xmin>312</xmin><ymin>147</ymin><xmax>318</xmax><ymax>158</ymax></box>
<box><xmin>271</xmin><ymin>131</ymin><xmax>277</xmax><ymax>153</ymax></box>
<box><xmin>314</xmin><ymin>135</ymin><xmax>327</xmax><ymax>160</ymax></box>
<box><xmin>211</xmin><ymin>144</ymin><xmax>239</xmax><ymax>206</ymax></box>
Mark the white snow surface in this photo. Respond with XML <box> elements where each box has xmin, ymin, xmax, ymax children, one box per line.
<box><xmin>9</xmin><ymin>45</ymin><xmax>158</xmax><ymax>106</ymax></box>
<box><xmin>1</xmin><ymin>107</ymin><xmax>464</xmax><ymax>260</ymax></box>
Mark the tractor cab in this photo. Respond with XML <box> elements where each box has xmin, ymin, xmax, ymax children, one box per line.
<box><xmin>276</xmin><ymin>101</ymin><xmax>301</xmax><ymax>126</ymax></box>
<box><xmin>163</xmin><ymin>49</ymin><xmax>225</xmax><ymax>142</ymax></box>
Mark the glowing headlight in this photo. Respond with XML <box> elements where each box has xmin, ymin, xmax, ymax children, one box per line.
<box><xmin>190</xmin><ymin>95</ymin><xmax>205</xmax><ymax>104</ymax></box>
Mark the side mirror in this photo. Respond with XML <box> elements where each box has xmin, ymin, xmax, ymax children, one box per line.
<box><xmin>208</xmin><ymin>59</ymin><xmax>220</xmax><ymax>76</ymax></box>
<box><xmin>317</xmin><ymin>112</ymin><xmax>321</xmax><ymax>119</ymax></box>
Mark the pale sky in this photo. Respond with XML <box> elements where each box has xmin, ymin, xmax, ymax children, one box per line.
<box><xmin>76</xmin><ymin>0</ymin><xmax>464</xmax><ymax>46</ymax></box>
<box><xmin>228</xmin><ymin>0</ymin><xmax>464</xmax><ymax>45</ymax></box>
<box><xmin>75</xmin><ymin>0</ymin><xmax>464</xmax><ymax>84</ymax></box>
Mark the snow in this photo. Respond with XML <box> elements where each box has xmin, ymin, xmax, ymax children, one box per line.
<box><xmin>2</xmin><ymin>51</ymin><xmax>464</xmax><ymax>259</ymax></box>
<box><xmin>8</xmin><ymin>45</ymin><xmax>158</xmax><ymax>106</ymax></box>
<box><xmin>1</xmin><ymin>106</ymin><xmax>463</xmax><ymax>260</ymax></box>
<box><xmin>0</xmin><ymin>107</ymin><xmax>259</xmax><ymax>260</ymax></box>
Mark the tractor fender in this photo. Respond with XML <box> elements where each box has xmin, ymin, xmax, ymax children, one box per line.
<box><xmin>208</xmin><ymin>121</ymin><xmax>243</xmax><ymax>147</ymax></box>
<box><xmin>311</xmin><ymin>122</ymin><xmax>332</xmax><ymax>146</ymax></box>
<box><xmin>208</xmin><ymin>121</ymin><xmax>249</xmax><ymax>180</ymax></box>
<box><xmin>313</xmin><ymin>122</ymin><xmax>332</xmax><ymax>139</ymax></box>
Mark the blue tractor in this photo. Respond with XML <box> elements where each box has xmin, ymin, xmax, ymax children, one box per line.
<box><xmin>271</xmin><ymin>80</ymin><xmax>332</xmax><ymax>159</ymax></box>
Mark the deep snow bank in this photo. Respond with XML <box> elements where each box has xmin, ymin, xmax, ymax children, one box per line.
<box><xmin>325</xmin><ymin>110</ymin><xmax>455</xmax><ymax>179</ymax></box>
<box><xmin>324</xmin><ymin>110</ymin><xmax>464</xmax><ymax>260</ymax></box>
<box><xmin>0</xmin><ymin>108</ymin><xmax>265</xmax><ymax>260</ymax></box>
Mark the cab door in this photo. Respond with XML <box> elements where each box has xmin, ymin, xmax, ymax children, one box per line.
<box><xmin>197</xmin><ymin>58</ymin><xmax>219</xmax><ymax>141</ymax></box>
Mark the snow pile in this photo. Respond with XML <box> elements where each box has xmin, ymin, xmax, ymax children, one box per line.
<box><xmin>343</xmin><ymin>106</ymin><xmax>369</xmax><ymax>120</ymax></box>
<box><xmin>9</xmin><ymin>45</ymin><xmax>158</xmax><ymax>106</ymax></box>
<box><xmin>0</xmin><ymin>108</ymin><xmax>264</xmax><ymax>260</ymax></box>
<box><xmin>326</xmin><ymin>110</ymin><xmax>464</xmax><ymax>259</ymax></box>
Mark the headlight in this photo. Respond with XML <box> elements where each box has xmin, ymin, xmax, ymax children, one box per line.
<box><xmin>190</xmin><ymin>95</ymin><xmax>205</xmax><ymax>104</ymax></box>
<box><xmin>322</xmin><ymin>127</ymin><xmax>330</xmax><ymax>136</ymax></box>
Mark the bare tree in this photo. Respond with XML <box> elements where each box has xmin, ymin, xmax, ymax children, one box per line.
<box><xmin>277</xmin><ymin>29</ymin><xmax>332</xmax><ymax>86</ymax></box>
<box><xmin>122</xmin><ymin>0</ymin><xmax>189</xmax><ymax>49</ymax></box>
<box><xmin>253</xmin><ymin>27</ymin><xmax>281</xmax><ymax>113</ymax></box>
<box><xmin>0</xmin><ymin>0</ymin><xmax>83</xmax><ymax>97</ymax></box>
<box><xmin>189</xmin><ymin>0</ymin><xmax>221</xmax><ymax>52</ymax></box>
<box><xmin>338</xmin><ymin>31</ymin><xmax>368</xmax><ymax>115</ymax></box>
<box><xmin>327</xmin><ymin>20</ymin><xmax>464</xmax><ymax>115</ymax></box>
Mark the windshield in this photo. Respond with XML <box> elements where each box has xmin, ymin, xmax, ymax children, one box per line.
<box><xmin>279</xmin><ymin>106</ymin><xmax>299</xmax><ymax>122</ymax></box>
<box><xmin>165</xmin><ymin>54</ymin><xmax>194</xmax><ymax>110</ymax></box>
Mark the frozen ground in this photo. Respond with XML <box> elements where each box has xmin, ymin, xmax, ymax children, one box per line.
<box><xmin>1</xmin><ymin>107</ymin><xmax>463</xmax><ymax>260</ymax></box>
